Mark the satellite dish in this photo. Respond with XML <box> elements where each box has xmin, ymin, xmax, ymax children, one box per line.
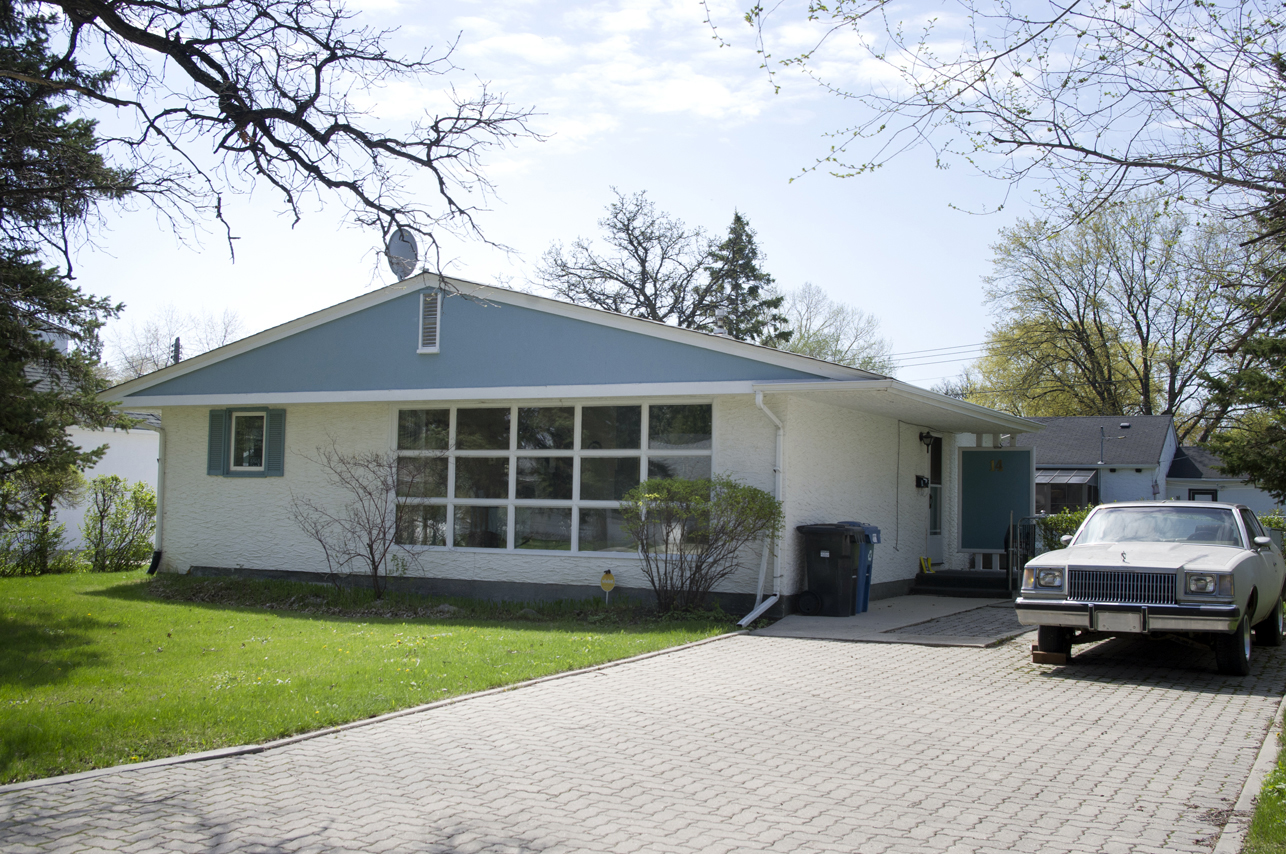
<box><xmin>386</xmin><ymin>228</ymin><xmax>418</xmax><ymax>280</ymax></box>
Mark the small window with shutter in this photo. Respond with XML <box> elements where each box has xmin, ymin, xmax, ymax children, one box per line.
<box><xmin>207</xmin><ymin>408</ymin><xmax>286</xmax><ymax>477</ymax></box>
<box><xmin>418</xmin><ymin>291</ymin><xmax>440</xmax><ymax>353</ymax></box>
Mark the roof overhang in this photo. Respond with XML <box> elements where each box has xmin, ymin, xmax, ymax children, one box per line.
<box><xmin>751</xmin><ymin>379</ymin><xmax>1044</xmax><ymax>435</ymax></box>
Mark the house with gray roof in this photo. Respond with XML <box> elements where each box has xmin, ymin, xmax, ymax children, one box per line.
<box><xmin>1166</xmin><ymin>445</ymin><xmax>1279</xmax><ymax>514</ymax></box>
<box><xmin>101</xmin><ymin>275</ymin><xmax>1040</xmax><ymax>613</ymax></box>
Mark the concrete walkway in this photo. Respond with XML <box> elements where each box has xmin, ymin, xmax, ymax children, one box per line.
<box><xmin>753</xmin><ymin>595</ymin><xmax>1031</xmax><ymax>646</ymax></box>
<box><xmin>3</xmin><ymin>624</ymin><xmax>1284</xmax><ymax>853</ymax></box>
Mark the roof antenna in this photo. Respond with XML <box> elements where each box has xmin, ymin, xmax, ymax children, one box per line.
<box><xmin>385</xmin><ymin>227</ymin><xmax>419</xmax><ymax>280</ymax></box>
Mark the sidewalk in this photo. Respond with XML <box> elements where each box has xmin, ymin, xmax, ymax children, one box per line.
<box><xmin>753</xmin><ymin>594</ymin><xmax>1031</xmax><ymax>646</ymax></box>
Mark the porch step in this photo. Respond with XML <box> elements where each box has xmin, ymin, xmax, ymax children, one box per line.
<box><xmin>910</xmin><ymin>570</ymin><xmax>1016</xmax><ymax>598</ymax></box>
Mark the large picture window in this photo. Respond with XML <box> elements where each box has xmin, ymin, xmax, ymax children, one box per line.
<box><xmin>393</xmin><ymin>402</ymin><xmax>713</xmax><ymax>552</ymax></box>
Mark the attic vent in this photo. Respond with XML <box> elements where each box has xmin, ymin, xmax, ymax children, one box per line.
<box><xmin>1120</xmin><ymin>422</ymin><xmax>1131</xmax><ymax>428</ymax></box>
<box><xmin>419</xmin><ymin>292</ymin><xmax>440</xmax><ymax>353</ymax></box>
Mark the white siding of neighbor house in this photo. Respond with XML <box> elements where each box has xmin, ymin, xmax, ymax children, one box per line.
<box><xmin>1101</xmin><ymin>467</ymin><xmax>1161</xmax><ymax>504</ymax></box>
<box><xmin>1166</xmin><ymin>481</ymin><xmax>1281</xmax><ymax>515</ymax></box>
<box><xmin>159</xmin><ymin>398</ymin><xmax>779</xmax><ymax>596</ymax></box>
<box><xmin>58</xmin><ymin>426</ymin><xmax>159</xmax><ymax>548</ymax></box>
<box><xmin>775</xmin><ymin>395</ymin><xmax>933</xmax><ymax>596</ymax></box>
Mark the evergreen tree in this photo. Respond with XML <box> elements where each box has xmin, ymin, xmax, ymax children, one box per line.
<box><xmin>703</xmin><ymin>212</ymin><xmax>790</xmax><ymax>346</ymax></box>
<box><xmin>0</xmin><ymin>1</ymin><xmax>133</xmax><ymax>512</ymax></box>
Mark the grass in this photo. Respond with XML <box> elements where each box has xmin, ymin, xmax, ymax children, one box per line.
<box><xmin>1247</xmin><ymin>735</ymin><xmax>1286</xmax><ymax>853</ymax></box>
<box><xmin>0</xmin><ymin>570</ymin><xmax>739</xmax><ymax>785</ymax></box>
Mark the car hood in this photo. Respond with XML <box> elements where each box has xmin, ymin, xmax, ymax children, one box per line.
<box><xmin>1035</xmin><ymin>542</ymin><xmax>1242</xmax><ymax>571</ymax></box>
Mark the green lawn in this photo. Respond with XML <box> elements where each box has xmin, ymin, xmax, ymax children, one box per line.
<box><xmin>1247</xmin><ymin>736</ymin><xmax>1286</xmax><ymax>853</ymax></box>
<box><xmin>0</xmin><ymin>571</ymin><xmax>735</xmax><ymax>785</ymax></box>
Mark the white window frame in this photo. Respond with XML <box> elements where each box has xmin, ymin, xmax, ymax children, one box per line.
<box><xmin>391</xmin><ymin>400</ymin><xmax>715</xmax><ymax>555</ymax></box>
<box><xmin>417</xmin><ymin>291</ymin><xmax>441</xmax><ymax>354</ymax></box>
<box><xmin>229</xmin><ymin>411</ymin><xmax>267</xmax><ymax>472</ymax></box>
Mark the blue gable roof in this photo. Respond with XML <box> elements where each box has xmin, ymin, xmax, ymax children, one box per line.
<box><xmin>121</xmin><ymin>286</ymin><xmax>834</xmax><ymax>401</ymax></box>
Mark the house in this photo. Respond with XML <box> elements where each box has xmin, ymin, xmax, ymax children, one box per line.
<box><xmin>1013</xmin><ymin>415</ymin><xmax>1177</xmax><ymax>513</ymax></box>
<box><xmin>100</xmin><ymin>277</ymin><xmax>1039</xmax><ymax>613</ymax></box>
<box><xmin>1166</xmin><ymin>445</ymin><xmax>1280</xmax><ymax>515</ymax></box>
<box><xmin>1013</xmin><ymin>415</ymin><xmax>1280</xmax><ymax>516</ymax></box>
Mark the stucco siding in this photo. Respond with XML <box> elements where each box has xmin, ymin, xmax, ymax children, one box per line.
<box><xmin>160</xmin><ymin>398</ymin><xmax>779</xmax><ymax>596</ymax></box>
<box><xmin>775</xmin><ymin>395</ymin><xmax>928</xmax><ymax>596</ymax></box>
<box><xmin>1101</xmin><ymin>468</ymin><xmax>1160</xmax><ymax>503</ymax></box>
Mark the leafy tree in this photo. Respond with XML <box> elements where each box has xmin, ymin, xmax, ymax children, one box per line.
<box><xmin>776</xmin><ymin>283</ymin><xmax>894</xmax><ymax>373</ymax></box>
<box><xmin>954</xmin><ymin>199</ymin><xmax>1257</xmax><ymax>438</ymax></box>
<box><xmin>537</xmin><ymin>189</ymin><xmax>721</xmax><ymax>328</ymax></box>
<box><xmin>702</xmin><ymin>212</ymin><xmax>790</xmax><ymax>345</ymax></box>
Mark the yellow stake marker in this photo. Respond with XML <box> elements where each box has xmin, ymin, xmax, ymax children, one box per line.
<box><xmin>600</xmin><ymin>570</ymin><xmax>616</xmax><ymax>605</ymax></box>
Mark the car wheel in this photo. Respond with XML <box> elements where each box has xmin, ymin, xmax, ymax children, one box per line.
<box><xmin>1037</xmin><ymin>626</ymin><xmax>1072</xmax><ymax>655</ymax></box>
<box><xmin>1215</xmin><ymin>616</ymin><xmax>1253</xmax><ymax>676</ymax></box>
<box><xmin>1255</xmin><ymin>595</ymin><xmax>1285</xmax><ymax>647</ymax></box>
<box><xmin>796</xmin><ymin>591</ymin><xmax>822</xmax><ymax>616</ymax></box>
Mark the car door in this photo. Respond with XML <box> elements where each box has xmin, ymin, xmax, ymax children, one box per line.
<box><xmin>1241</xmin><ymin>508</ymin><xmax>1286</xmax><ymax>608</ymax></box>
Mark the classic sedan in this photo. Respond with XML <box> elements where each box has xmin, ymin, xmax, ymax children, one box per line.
<box><xmin>1016</xmin><ymin>502</ymin><xmax>1286</xmax><ymax>675</ymax></box>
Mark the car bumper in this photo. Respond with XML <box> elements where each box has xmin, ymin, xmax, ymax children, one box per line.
<box><xmin>1015</xmin><ymin>598</ymin><xmax>1241</xmax><ymax>633</ymax></box>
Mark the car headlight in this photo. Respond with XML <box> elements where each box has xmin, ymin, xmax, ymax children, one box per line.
<box><xmin>1186</xmin><ymin>573</ymin><xmax>1233</xmax><ymax>596</ymax></box>
<box><xmin>1023</xmin><ymin>567</ymin><xmax>1063</xmax><ymax>589</ymax></box>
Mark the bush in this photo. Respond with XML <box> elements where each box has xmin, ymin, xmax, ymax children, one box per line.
<box><xmin>620</xmin><ymin>476</ymin><xmax>783</xmax><ymax>613</ymax></box>
<box><xmin>82</xmin><ymin>476</ymin><xmax>156</xmax><ymax>573</ymax></box>
<box><xmin>1034</xmin><ymin>506</ymin><xmax>1095</xmax><ymax>553</ymax></box>
<box><xmin>1259</xmin><ymin>510</ymin><xmax>1286</xmax><ymax>533</ymax></box>
<box><xmin>0</xmin><ymin>476</ymin><xmax>82</xmax><ymax>576</ymax></box>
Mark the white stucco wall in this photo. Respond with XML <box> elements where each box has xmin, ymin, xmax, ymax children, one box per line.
<box><xmin>159</xmin><ymin>398</ymin><xmax>780</xmax><ymax>597</ymax></box>
<box><xmin>1100</xmin><ymin>467</ymin><xmax>1161</xmax><ymax>503</ymax></box>
<box><xmin>57</xmin><ymin>426</ymin><xmax>159</xmax><ymax>548</ymax></box>
<box><xmin>773</xmin><ymin>395</ymin><xmax>932</xmax><ymax>596</ymax></box>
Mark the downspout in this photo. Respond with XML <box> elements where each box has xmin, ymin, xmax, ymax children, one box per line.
<box><xmin>147</xmin><ymin>422</ymin><xmax>165</xmax><ymax>574</ymax></box>
<box><xmin>739</xmin><ymin>391</ymin><xmax>784</xmax><ymax>627</ymax></box>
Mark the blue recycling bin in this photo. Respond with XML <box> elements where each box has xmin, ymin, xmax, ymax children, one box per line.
<box><xmin>841</xmin><ymin>522</ymin><xmax>880</xmax><ymax>614</ymax></box>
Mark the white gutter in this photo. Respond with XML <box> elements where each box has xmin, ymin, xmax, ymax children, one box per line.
<box><xmin>148</xmin><ymin>422</ymin><xmax>165</xmax><ymax>574</ymax></box>
<box><xmin>740</xmin><ymin>391</ymin><xmax>784</xmax><ymax>627</ymax></box>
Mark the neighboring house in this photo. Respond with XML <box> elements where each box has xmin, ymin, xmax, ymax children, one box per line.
<box><xmin>1013</xmin><ymin>415</ymin><xmax>1177</xmax><ymax>513</ymax></box>
<box><xmin>100</xmin><ymin>277</ymin><xmax>1038</xmax><ymax>611</ymax></box>
<box><xmin>1166</xmin><ymin>445</ymin><xmax>1280</xmax><ymax>515</ymax></box>
<box><xmin>1013</xmin><ymin>415</ymin><xmax>1281</xmax><ymax>517</ymax></box>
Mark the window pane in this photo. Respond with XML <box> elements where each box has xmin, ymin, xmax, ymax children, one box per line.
<box><xmin>647</xmin><ymin>456</ymin><xmax>712</xmax><ymax>482</ymax></box>
<box><xmin>581</xmin><ymin>406</ymin><xmax>641</xmax><ymax>450</ymax></box>
<box><xmin>579</xmin><ymin>509</ymin><xmax>634</xmax><ymax>552</ymax></box>
<box><xmin>518</xmin><ymin>407</ymin><xmax>574</xmax><ymax>450</ymax></box>
<box><xmin>648</xmin><ymin>404</ymin><xmax>711</xmax><ymax>449</ymax></box>
<box><xmin>455</xmin><ymin>457</ymin><xmax>509</xmax><ymax>499</ymax></box>
<box><xmin>396</xmin><ymin>504</ymin><xmax>446</xmax><ymax>546</ymax></box>
<box><xmin>231</xmin><ymin>414</ymin><xmax>265</xmax><ymax>468</ymax></box>
<box><xmin>516</xmin><ymin>457</ymin><xmax>573</xmax><ymax>500</ymax></box>
<box><xmin>580</xmin><ymin>457</ymin><xmax>640</xmax><ymax>501</ymax></box>
<box><xmin>516</xmin><ymin>507</ymin><xmax>572</xmax><ymax>550</ymax></box>
<box><xmin>455</xmin><ymin>505</ymin><xmax>507</xmax><ymax>548</ymax></box>
<box><xmin>397</xmin><ymin>409</ymin><xmax>449</xmax><ymax>450</ymax></box>
<box><xmin>457</xmin><ymin>408</ymin><xmax>511</xmax><ymax>450</ymax></box>
<box><xmin>396</xmin><ymin>457</ymin><xmax>447</xmax><ymax>498</ymax></box>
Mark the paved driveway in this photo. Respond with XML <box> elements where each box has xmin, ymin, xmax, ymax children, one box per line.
<box><xmin>3</xmin><ymin>630</ymin><xmax>1285</xmax><ymax>854</ymax></box>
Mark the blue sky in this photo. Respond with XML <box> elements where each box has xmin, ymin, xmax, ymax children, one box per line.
<box><xmin>78</xmin><ymin>0</ymin><xmax>1036</xmax><ymax>387</ymax></box>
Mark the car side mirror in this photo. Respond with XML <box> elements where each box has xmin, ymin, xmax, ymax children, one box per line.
<box><xmin>1255</xmin><ymin>536</ymin><xmax>1273</xmax><ymax>548</ymax></box>
<box><xmin>1060</xmin><ymin>535</ymin><xmax>1073</xmax><ymax>546</ymax></box>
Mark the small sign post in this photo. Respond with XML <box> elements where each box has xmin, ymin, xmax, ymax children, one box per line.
<box><xmin>600</xmin><ymin>570</ymin><xmax>616</xmax><ymax>606</ymax></box>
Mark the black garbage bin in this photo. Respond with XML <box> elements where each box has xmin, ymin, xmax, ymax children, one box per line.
<box><xmin>796</xmin><ymin>523</ymin><xmax>881</xmax><ymax>616</ymax></box>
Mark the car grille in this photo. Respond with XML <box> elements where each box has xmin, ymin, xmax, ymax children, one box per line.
<box><xmin>1068</xmin><ymin>569</ymin><xmax>1176</xmax><ymax>605</ymax></box>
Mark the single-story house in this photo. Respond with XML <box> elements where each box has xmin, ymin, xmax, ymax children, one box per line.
<box><xmin>1166</xmin><ymin>445</ymin><xmax>1280</xmax><ymax>515</ymax></box>
<box><xmin>101</xmin><ymin>277</ymin><xmax>1039</xmax><ymax>613</ymax></box>
<box><xmin>1013</xmin><ymin>415</ymin><xmax>1280</xmax><ymax>517</ymax></box>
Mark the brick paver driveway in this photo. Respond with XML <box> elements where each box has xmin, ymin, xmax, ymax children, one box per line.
<box><xmin>3</xmin><ymin>632</ymin><xmax>1285</xmax><ymax>854</ymax></box>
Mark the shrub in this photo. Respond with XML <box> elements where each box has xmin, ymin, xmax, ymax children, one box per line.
<box><xmin>1259</xmin><ymin>510</ymin><xmax>1286</xmax><ymax>533</ymax></box>
<box><xmin>1034</xmin><ymin>506</ymin><xmax>1095</xmax><ymax>553</ymax></box>
<box><xmin>0</xmin><ymin>473</ymin><xmax>82</xmax><ymax>576</ymax></box>
<box><xmin>82</xmin><ymin>476</ymin><xmax>157</xmax><ymax>573</ymax></box>
<box><xmin>620</xmin><ymin>476</ymin><xmax>783</xmax><ymax>613</ymax></box>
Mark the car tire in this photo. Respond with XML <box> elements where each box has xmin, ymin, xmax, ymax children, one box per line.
<box><xmin>796</xmin><ymin>591</ymin><xmax>822</xmax><ymax>616</ymax></box>
<box><xmin>1037</xmin><ymin>626</ymin><xmax>1072</xmax><ymax>655</ymax></box>
<box><xmin>1255</xmin><ymin>595</ymin><xmax>1285</xmax><ymax>648</ymax></box>
<box><xmin>1215</xmin><ymin>616</ymin><xmax>1253</xmax><ymax>676</ymax></box>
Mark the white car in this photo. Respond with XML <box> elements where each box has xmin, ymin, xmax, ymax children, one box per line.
<box><xmin>1016</xmin><ymin>502</ymin><xmax>1286</xmax><ymax>675</ymax></box>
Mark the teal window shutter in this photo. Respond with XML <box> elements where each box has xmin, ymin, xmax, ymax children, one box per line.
<box><xmin>207</xmin><ymin>410</ymin><xmax>226</xmax><ymax>475</ymax></box>
<box><xmin>265</xmin><ymin>409</ymin><xmax>286</xmax><ymax>477</ymax></box>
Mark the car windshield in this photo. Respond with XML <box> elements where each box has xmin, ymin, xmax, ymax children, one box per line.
<box><xmin>1076</xmin><ymin>506</ymin><xmax>1244</xmax><ymax>547</ymax></box>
